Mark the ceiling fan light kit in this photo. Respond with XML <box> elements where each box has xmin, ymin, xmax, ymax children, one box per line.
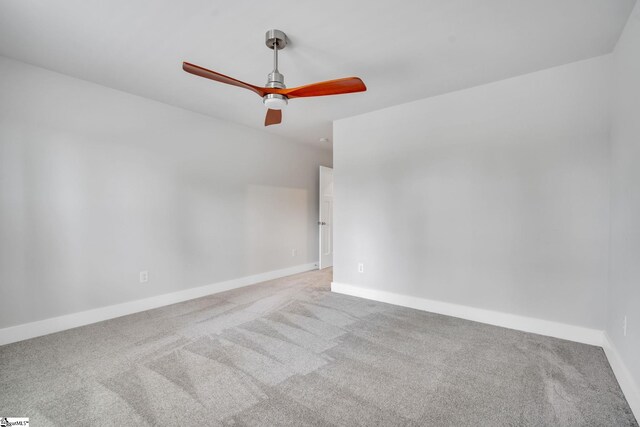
<box><xmin>263</xmin><ymin>94</ymin><xmax>288</xmax><ymax>110</ymax></box>
<box><xmin>183</xmin><ymin>29</ymin><xmax>367</xmax><ymax>126</ymax></box>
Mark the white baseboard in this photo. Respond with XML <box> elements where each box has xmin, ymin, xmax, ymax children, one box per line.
<box><xmin>602</xmin><ymin>333</ymin><xmax>640</xmax><ymax>419</ymax></box>
<box><xmin>331</xmin><ymin>281</ymin><xmax>639</xmax><ymax>419</ymax></box>
<box><xmin>0</xmin><ymin>263</ymin><xmax>317</xmax><ymax>346</ymax></box>
<box><xmin>331</xmin><ymin>282</ymin><xmax>604</xmax><ymax>346</ymax></box>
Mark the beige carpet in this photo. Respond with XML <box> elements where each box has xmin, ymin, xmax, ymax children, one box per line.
<box><xmin>0</xmin><ymin>268</ymin><xmax>637</xmax><ymax>426</ymax></box>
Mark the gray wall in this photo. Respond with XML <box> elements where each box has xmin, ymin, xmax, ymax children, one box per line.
<box><xmin>0</xmin><ymin>56</ymin><xmax>332</xmax><ymax>328</ymax></box>
<box><xmin>609</xmin><ymin>1</ymin><xmax>640</xmax><ymax>390</ymax></box>
<box><xmin>333</xmin><ymin>55</ymin><xmax>612</xmax><ymax>329</ymax></box>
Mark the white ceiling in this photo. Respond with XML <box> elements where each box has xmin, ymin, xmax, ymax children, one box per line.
<box><xmin>0</xmin><ymin>0</ymin><xmax>635</xmax><ymax>148</ymax></box>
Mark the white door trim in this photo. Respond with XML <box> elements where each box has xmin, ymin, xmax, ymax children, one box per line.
<box><xmin>319</xmin><ymin>166</ymin><xmax>333</xmax><ymax>269</ymax></box>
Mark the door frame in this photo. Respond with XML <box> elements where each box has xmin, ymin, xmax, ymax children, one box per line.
<box><xmin>319</xmin><ymin>166</ymin><xmax>333</xmax><ymax>269</ymax></box>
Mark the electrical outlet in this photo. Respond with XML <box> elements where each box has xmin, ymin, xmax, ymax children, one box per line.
<box><xmin>358</xmin><ymin>263</ymin><xmax>364</xmax><ymax>273</ymax></box>
<box><xmin>623</xmin><ymin>315</ymin><xmax>627</xmax><ymax>337</ymax></box>
<box><xmin>292</xmin><ymin>249</ymin><xmax>297</xmax><ymax>257</ymax></box>
<box><xmin>139</xmin><ymin>271</ymin><xmax>149</xmax><ymax>283</ymax></box>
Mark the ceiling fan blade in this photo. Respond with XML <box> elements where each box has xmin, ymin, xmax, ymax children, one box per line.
<box><xmin>265</xmin><ymin>109</ymin><xmax>282</xmax><ymax>126</ymax></box>
<box><xmin>282</xmin><ymin>77</ymin><xmax>366</xmax><ymax>98</ymax></box>
<box><xmin>183</xmin><ymin>62</ymin><xmax>266</xmax><ymax>97</ymax></box>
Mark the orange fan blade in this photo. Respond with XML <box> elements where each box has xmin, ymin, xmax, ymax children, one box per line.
<box><xmin>183</xmin><ymin>62</ymin><xmax>267</xmax><ymax>97</ymax></box>
<box><xmin>265</xmin><ymin>109</ymin><xmax>282</xmax><ymax>126</ymax></box>
<box><xmin>282</xmin><ymin>77</ymin><xmax>366</xmax><ymax>98</ymax></box>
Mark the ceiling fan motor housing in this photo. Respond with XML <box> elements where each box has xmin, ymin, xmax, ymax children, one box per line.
<box><xmin>267</xmin><ymin>71</ymin><xmax>285</xmax><ymax>89</ymax></box>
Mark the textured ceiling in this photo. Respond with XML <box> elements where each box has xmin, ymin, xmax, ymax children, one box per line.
<box><xmin>0</xmin><ymin>0</ymin><xmax>635</xmax><ymax>148</ymax></box>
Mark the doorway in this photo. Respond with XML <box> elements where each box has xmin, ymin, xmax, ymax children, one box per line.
<box><xmin>319</xmin><ymin>166</ymin><xmax>333</xmax><ymax>269</ymax></box>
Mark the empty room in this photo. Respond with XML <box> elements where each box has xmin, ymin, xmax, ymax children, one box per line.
<box><xmin>1</xmin><ymin>0</ymin><xmax>639</xmax><ymax>425</ymax></box>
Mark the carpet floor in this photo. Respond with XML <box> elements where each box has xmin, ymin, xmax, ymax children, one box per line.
<box><xmin>1</xmin><ymin>268</ymin><xmax>637</xmax><ymax>426</ymax></box>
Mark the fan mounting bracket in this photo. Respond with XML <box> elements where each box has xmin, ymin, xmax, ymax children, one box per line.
<box><xmin>265</xmin><ymin>29</ymin><xmax>287</xmax><ymax>50</ymax></box>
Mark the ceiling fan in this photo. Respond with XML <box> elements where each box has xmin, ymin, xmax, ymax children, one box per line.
<box><xmin>183</xmin><ymin>29</ymin><xmax>367</xmax><ymax>126</ymax></box>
